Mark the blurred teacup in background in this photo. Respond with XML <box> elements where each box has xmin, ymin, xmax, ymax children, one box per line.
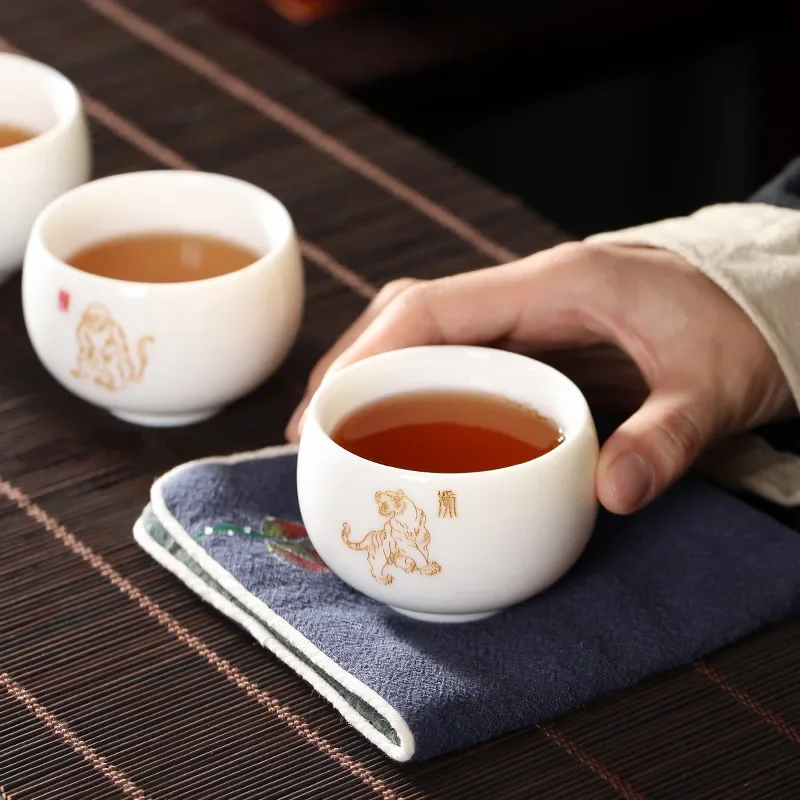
<box><xmin>0</xmin><ymin>53</ymin><xmax>91</xmax><ymax>281</ymax></box>
<box><xmin>22</xmin><ymin>170</ymin><xmax>304</xmax><ymax>426</ymax></box>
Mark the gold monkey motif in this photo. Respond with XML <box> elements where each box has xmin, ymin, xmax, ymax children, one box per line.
<box><xmin>71</xmin><ymin>303</ymin><xmax>153</xmax><ymax>391</ymax></box>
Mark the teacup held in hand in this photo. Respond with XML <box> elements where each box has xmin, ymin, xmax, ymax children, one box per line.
<box><xmin>297</xmin><ymin>345</ymin><xmax>599</xmax><ymax>622</ymax></box>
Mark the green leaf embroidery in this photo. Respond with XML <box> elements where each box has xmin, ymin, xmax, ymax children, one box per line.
<box><xmin>195</xmin><ymin>517</ymin><xmax>328</xmax><ymax>572</ymax></box>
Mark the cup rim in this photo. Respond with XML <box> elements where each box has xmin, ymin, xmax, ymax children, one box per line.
<box><xmin>304</xmin><ymin>344</ymin><xmax>596</xmax><ymax>480</ymax></box>
<box><xmin>0</xmin><ymin>53</ymin><xmax>82</xmax><ymax>155</ymax></box>
<box><xmin>27</xmin><ymin>169</ymin><xmax>297</xmax><ymax>291</ymax></box>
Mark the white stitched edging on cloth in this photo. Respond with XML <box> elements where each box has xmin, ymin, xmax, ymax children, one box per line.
<box><xmin>146</xmin><ymin>444</ymin><xmax>415</xmax><ymax>762</ymax></box>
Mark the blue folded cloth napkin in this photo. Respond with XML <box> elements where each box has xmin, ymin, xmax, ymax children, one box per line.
<box><xmin>134</xmin><ymin>444</ymin><xmax>800</xmax><ymax>761</ymax></box>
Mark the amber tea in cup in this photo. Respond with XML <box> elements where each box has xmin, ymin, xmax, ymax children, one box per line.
<box><xmin>0</xmin><ymin>123</ymin><xmax>37</xmax><ymax>148</ymax></box>
<box><xmin>331</xmin><ymin>389</ymin><xmax>564</xmax><ymax>473</ymax></box>
<box><xmin>67</xmin><ymin>232</ymin><xmax>260</xmax><ymax>283</ymax></box>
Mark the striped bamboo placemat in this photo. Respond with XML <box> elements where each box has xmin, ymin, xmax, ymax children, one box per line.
<box><xmin>1</xmin><ymin>1</ymin><xmax>799</xmax><ymax>797</ymax></box>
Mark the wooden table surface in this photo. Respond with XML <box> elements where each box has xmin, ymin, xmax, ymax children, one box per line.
<box><xmin>1</xmin><ymin>1</ymin><xmax>799</xmax><ymax>798</ymax></box>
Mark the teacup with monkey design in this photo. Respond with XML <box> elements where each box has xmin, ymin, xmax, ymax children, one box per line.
<box><xmin>22</xmin><ymin>170</ymin><xmax>304</xmax><ymax>426</ymax></box>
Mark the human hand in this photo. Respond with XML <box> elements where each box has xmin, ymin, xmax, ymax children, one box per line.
<box><xmin>286</xmin><ymin>242</ymin><xmax>794</xmax><ymax>514</ymax></box>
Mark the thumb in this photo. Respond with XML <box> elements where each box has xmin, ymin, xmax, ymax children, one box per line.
<box><xmin>597</xmin><ymin>390</ymin><xmax>716</xmax><ymax>514</ymax></box>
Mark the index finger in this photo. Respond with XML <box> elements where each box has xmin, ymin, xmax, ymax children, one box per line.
<box><xmin>326</xmin><ymin>244</ymin><xmax>600</xmax><ymax>377</ymax></box>
<box><xmin>285</xmin><ymin>278</ymin><xmax>421</xmax><ymax>441</ymax></box>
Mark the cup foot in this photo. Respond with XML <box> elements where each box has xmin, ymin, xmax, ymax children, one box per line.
<box><xmin>111</xmin><ymin>408</ymin><xmax>222</xmax><ymax>427</ymax></box>
<box><xmin>389</xmin><ymin>606</ymin><xmax>500</xmax><ymax>624</ymax></box>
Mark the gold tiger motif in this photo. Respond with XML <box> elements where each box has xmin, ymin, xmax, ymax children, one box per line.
<box><xmin>342</xmin><ymin>489</ymin><xmax>442</xmax><ymax>585</ymax></box>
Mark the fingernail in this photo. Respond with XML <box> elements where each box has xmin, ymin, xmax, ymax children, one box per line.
<box><xmin>607</xmin><ymin>451</ymin><xmax>654</xmax><ymax>512</ymax></box>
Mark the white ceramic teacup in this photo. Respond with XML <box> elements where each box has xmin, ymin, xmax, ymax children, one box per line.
<box><xmin>0</xmin><ymin>53</ymin><xmax>91</xmax><ymax>281</ymax></box>
<box><xmin>297</xmin><ymin>345</ymin><xmax>600</xmax><ymax>623</ymax></box>
<box><xmin>22</xmin><ymin>170</ymin><xmax>304</xmax><ymax>427</ymax></box>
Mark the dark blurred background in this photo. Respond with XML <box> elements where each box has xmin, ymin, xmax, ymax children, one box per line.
<box><xmin>188</xmin><ymin>0</ymin><xmax>800</xmax><ymax>238</ymax></box>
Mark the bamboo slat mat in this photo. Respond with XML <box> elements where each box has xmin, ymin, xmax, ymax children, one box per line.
<box><xmin>1</xmin><ymin>1</ymin><xmax>799</xmax><ymax>798</ymax></box>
